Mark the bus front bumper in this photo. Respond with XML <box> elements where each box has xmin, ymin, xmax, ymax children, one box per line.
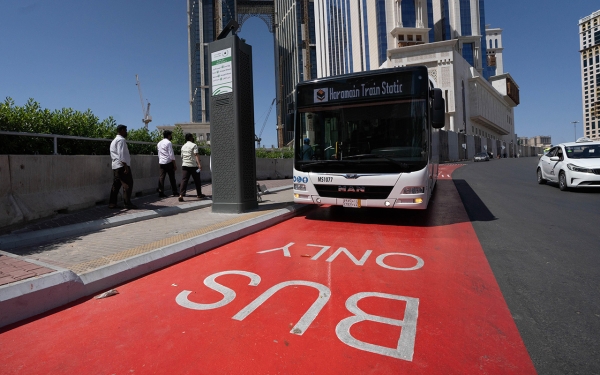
<box><xmin>293</xmin><ymin>194</ymin><xmax>427</xmax><ymax>209</ymax></box>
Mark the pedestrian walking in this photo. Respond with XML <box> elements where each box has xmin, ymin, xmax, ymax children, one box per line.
<box><xmin>109</xmin><ymin>124</ymin><xmax>137</xmax><ymax>209</ymax></box>
<box><xmin>179</xmin><ymin>133</ymin><xmax>206</xmax><ymax>202</ymax></box>
<box><xmin>157</xmin><ymin>130</ymin><xmax>178</xmax><ymax>197</ymax></box>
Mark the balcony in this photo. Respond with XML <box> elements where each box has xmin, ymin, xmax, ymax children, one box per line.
<box><xmin>506</xmin><ymin>76</ymin><xmax>520</xmax><ymax>106</ymax></box>
<box><xmin>489</xmin><ymin>73</ymin><xmax>520</xmax><ymax>107</ymax></box>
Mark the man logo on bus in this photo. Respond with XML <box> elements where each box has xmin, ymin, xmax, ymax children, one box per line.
<box><xmin>315</xmin><ymin>88</ymin><xmax>328</xmax><ymax>103</ymax></box>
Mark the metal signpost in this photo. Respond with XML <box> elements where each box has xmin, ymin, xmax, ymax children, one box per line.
<box><xmin>208</xmin><ymin>22</ymin><xmax>258</xmax><ymax>213</ymax></box>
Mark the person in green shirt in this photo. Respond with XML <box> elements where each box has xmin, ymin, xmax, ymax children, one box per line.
<box><xmin>178</xmin><ymin>133</ymin><xmax>206</xmax><ymax>202</ymax></box>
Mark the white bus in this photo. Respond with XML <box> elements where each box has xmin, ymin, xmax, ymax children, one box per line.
<box><xmin>288</xmin><ymin>66</ymin><xmax>445</xmax><ymax>210</ymax></box>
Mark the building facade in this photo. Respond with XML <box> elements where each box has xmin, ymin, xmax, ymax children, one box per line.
<box><xmin>378</xmin><ymin>1</ymin><xmax>518</xmax><ymax>149</ymax></box>
<box><xmin>579</xmin><ymin>9</ymin><xmax>600</xmax><ymax>141</ymax></box>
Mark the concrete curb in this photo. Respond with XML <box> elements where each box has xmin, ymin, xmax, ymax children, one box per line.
<box><xmin>0</xmin><ymin>199</ymin><xmax>309</xmax><ymax>329</ymax></box>
<box><xmin>0</xmin><ymin>185</ymin><xmax>292</xmax><ymax>250</ymax></box>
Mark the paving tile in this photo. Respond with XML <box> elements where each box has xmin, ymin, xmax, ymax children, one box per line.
<box><xmin>17</xmin><ymin>263</ymin><xmax>39</xmax><ymax>270</ymax></box>
<box><xmin>32</xmin><ymin>268</ymin><xmax>54</xmax><ymax>276</ymax></box>
<box><xmin>8</xmin><ymin>270</ymin><xmax>34</xmax><ymax>278</ymax></box>
<box><xmin>0</xmin><ymin>276</ymin><xmax>16</xmax><ymax>286</ymax></box>
<box><xmin>0</xmin><ymin>266</ymin><xmax>19</xmax><ymax>274</ymax></box>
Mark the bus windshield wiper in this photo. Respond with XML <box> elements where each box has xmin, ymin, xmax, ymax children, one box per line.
<box><xmin>343</xmin><ymin>154</ymin><xmax>410</xmax><ymax>169</ymax></box>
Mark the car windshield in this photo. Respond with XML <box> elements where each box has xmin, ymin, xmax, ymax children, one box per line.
<box><xmin>564</xmin><ymin>144</ymin><xmax>600</xmax><ymax>159</ymax></box>
<box><xmin>475</xmin><ymin>153</ymin><xmax>487</xmax><ymax>157</ymax></box>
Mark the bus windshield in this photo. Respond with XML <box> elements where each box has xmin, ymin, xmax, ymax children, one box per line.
<box><xmin>295</xmin><ymin>99</ymin><xmax>427</xmax><ymax>173</ymax></box>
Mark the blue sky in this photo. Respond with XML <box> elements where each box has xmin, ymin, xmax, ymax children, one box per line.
<box><xmin>0</xmin><ymin>1</ymin><xmax>598</xmax><ymax>147</ymax></box>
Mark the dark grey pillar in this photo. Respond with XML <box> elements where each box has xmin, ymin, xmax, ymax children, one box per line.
<box><xmin>209</xmin><ymin>35</ymin><xmax>257</xmax><ymax>213</ymax></box>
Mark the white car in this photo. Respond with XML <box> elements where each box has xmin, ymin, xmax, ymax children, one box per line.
<box><xmin>536</xmin><ymin>138</ymin><xmax>600</xmax><ymax>191</ymax></box>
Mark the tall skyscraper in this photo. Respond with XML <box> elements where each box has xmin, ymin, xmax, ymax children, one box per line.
<box><xmin>579</xmin><ymin>9</ymin><xmax>600</xmax><ymax>141</ymax></box>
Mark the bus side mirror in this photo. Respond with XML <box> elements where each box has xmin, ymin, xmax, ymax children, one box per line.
<box><xmin>285</xmin><ymin>113</ymin><xmax>294</xmax><ymax>133</ymax></box>
<box><xmin>432</xmin><ymin>88</ymin><xmax>445</xmax><ymax>129</ymax></box>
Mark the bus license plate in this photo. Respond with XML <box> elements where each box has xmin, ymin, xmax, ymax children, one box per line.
<box><xmin>342</xmin><ymin>199</ymin><xmax>361</xmax><ymax>208</ymax></box>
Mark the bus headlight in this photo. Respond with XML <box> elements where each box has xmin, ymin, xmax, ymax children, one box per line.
<box><xmin>294</xmin><ymin>183</ymin><xmax>307</xmax><ymax>191</ymax></box>
<box><xmin>402</xmin><ymin>186</ymin><xmax>425</xmax><ymax>194</ymax></box>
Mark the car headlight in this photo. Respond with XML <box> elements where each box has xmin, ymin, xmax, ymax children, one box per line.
<box><xmin>294</xmin><ymin>183</ymin><xmax>307</xmax><ymax>191</ymax></box>
<box><xmin>567</xmin><ymin>164</ymin><xmax>594</xmax><ymax>173</ymax></box>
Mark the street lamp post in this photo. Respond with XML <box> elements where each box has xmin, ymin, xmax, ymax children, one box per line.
<box><xmin>571</xmin><ymin>121</ymin><xmax>579</xmax><ymax>141</ymax></box>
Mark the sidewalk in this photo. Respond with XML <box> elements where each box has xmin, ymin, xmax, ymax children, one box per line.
<box><xmin>0</xmin><ymin>179</ymin><xmax>303</xmax><ymax>329</ymax></box>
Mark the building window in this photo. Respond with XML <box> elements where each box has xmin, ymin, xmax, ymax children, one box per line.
<box><xmin>462</xmin><ymin>43</ymin><xmax>475</xmax><ymax>67</ymax></box>
<box><xmin>401</xmin><ymin>0</ymin><xmax>416</xmax><ymax>27</ymax></box>
<box><xmin>459</xmin><ymin>0</ymin><xmax>472</xmax><ymax>36</ymax></box>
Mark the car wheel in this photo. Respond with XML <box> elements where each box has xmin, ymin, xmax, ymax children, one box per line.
<box><xmin>537</xmin><ymin>168</ymin><xmax>546</xmax><ymax>184</ymax></box>
<box><xmin>558</xmin><ymin>171</ymin><xmax>568</xmax><ymax>191</ymax></box>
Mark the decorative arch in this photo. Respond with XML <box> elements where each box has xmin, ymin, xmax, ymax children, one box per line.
<box><xmin>237</xmin><ymin>0</ymin><xmax>275</xmax><ymax>33</ymax></box>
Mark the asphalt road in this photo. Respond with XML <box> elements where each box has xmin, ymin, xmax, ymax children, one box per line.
<box><xmin>453</xmin><ymin>157</ymin><xmax>600</xmax><ymax>375</ymax></box>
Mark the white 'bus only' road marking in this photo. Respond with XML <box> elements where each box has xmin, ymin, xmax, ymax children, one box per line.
<box><xmin>257</xmin><ymin>242</ymin><xmax>424</xmax><ymax>271</ymax></box>
<box><xmin>176</xmin><ymin>270</ymin><xmax>419</xmax><ymax>361</ymax></box>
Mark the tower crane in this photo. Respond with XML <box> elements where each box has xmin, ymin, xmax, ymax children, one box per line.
<box><xmin>255</xmin><ymin>98</ymin><xmax>277</xmax><ymax>148</ymax></box>
<box><xmin>135</xmin><ymin>74</ymin><xmax>152</xmax><ymax>130</ymax></box>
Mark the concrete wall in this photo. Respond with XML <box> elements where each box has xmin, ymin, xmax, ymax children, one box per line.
<box><xmin>255</xmin><ymin>158</ymin><xmax>293</xmax><ymax>180</ymax></box>
<box><xmin>0</xmin><ymin>155</ymin><xmax>290</xmax><ymax>228</ymax></box>
<box><xmin>0</xmin><ymin>156</ymin><xmax>22</xmax><ymax>227</ymax></box>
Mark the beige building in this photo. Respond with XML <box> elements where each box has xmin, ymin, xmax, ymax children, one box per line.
<box><xmin>519</xmin><ymin>135</ymin><xmax>552</xmax><ymax>148</ymax></box>
<box><xmin>579</xmin><ymin>9</ymin><xmax>600</xmax><ymax>141</ymax></box>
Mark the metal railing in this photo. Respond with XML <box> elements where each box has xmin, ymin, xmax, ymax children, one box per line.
<box><xmin>0</xmin><ymin>131</ymin><xmax>181</xmax><ymax>155</ymax></box>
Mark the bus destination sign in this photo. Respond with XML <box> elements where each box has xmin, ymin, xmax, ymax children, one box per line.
<box><xmin>298</xmin><ymin>69</ymin><xmax>423</xmax><ymax>107</ymax></box>
<box><xmin>313</xmin><ymin>79</ymin><xmax>407</xmax><ymax>103</ymax></box>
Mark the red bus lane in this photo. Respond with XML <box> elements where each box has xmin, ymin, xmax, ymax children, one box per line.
<box><xmin>0</xmin><ymin>165</ymin><xmax>536</xmax><ymax>374</ymax></box>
